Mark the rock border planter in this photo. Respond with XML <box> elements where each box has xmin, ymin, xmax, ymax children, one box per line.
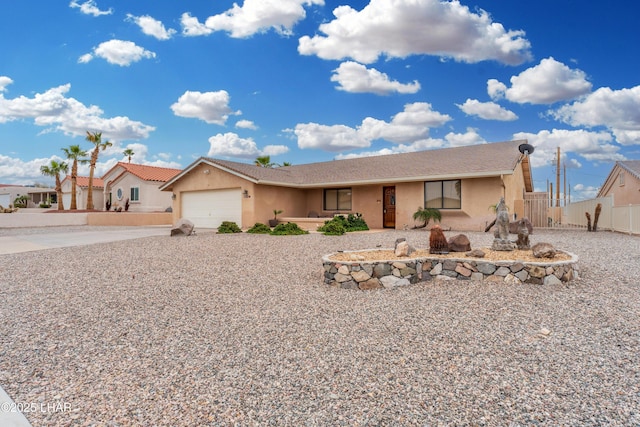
<box><xmin>322</xmin><ymin>250</ymin><xmax>579</xmax><ymax>290</ymax></box>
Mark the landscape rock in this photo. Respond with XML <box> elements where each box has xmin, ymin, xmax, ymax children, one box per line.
<box><xmin>466</xmin><ymin>249</ymin><xmax>485</xmax><ymax>258</ymax></box>
<box><xmin>532</xmin><ymin>242</ymin><xmax>557</xmax><ymax>258</ymax></box>
<box><xmin>170</xmin><ymin>218</ymin><xmax>195</xmax><ymax>236</ymax></box>
<box><xmin>448</xmin><ymin>234</ymin><xmax>471</xmax><ymax>252</ymax></box>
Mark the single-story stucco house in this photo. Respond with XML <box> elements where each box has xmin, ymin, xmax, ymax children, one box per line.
<box><xmin>597</xmin><ymin>160</ymin><xmax>640</xmax><ymax>206</ymax></box>
<box><xmin>0</xmin><ymin>184</ymin><xmax>57</xmax><ymax>208</ymax></box>
<box><xmin>61</xmin><ymin>176</ymin><xmax>104</xmax><ymax>210</ymax></box>
<box><xmin>160</xmin><ymin>140</ymin><xmax>534</xmax><ymax>231</ymax></box>
<box><xmin>101</xmin><ymin>162</ymin><xmax>181</xmax><ymax>212</ymax></box>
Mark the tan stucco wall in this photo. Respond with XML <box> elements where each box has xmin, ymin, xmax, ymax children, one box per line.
<box><xmin>87</xmin><ymin>212</ymin><xmax>172</xmax><ymax>226</ymax></box>
<box><xmin>600</xmin><ymin>166</ymin><xmax>640</xmax><ymax>206</ymax></box>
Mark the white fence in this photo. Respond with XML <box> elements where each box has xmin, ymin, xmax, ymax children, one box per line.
<box><xmin>561</xmin><ymin>195</ymin><xmax>640</xmax><ymax>234</ymax></box>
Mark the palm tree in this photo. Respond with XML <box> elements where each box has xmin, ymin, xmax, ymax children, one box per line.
<box><xmin>123</xmin><ymin>148</ymin><xmax>135</xmax><ymax>163</ymax></box>
<box><xmin>61</xmin><ymin>144</ymin><xmax>89</xmax><ymax>210</ymax></box>
<box><xmin>40</xmin><ymin>160</ymin><xmax>68</xmax><ymax>211</ymax></box>
<box><xmin>254</xmin><ymin>155</ymin><xmax>274</xmax><ymax>168</ymax></box>
<box><xmin>85</xmin><ymin>131</ymin><xmax>112</xmax><ymax>210</ymax></box>
<box><xmin>279</xmin><ymin>161</ymin><xmax>292</xmax><ymax>167</ymax></box>
<box><xmin>412</xmin><ymin>206</ymin><xmax>442</xmax><ymax>229</ymax></box>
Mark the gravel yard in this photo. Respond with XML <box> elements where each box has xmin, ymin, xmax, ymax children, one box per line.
<box><xmin>1</xmin><ymin>228</ymin><xmax>639</xmax><ymax>426</ymax></box>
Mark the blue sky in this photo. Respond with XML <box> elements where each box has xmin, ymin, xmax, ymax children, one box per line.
<box><xmin>1</xmin><ymin>0</ymin><xmax>639</xmax><ymax>200</ymax></box>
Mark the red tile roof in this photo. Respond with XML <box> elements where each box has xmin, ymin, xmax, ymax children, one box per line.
<box><xmin>103</xmin><ymin>163</ymin><xmax>181</xmax><ymax>182</ymax></box>
<box><xmin>63</xmin><ymin>176</ymin><xmax>104</xmax><ymax>188</ymax></box>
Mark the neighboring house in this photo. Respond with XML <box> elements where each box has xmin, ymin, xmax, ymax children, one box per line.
<box><xmin>101</xmin><ymin>163</ymin><xmax>181</xmax><ymax>212</ymax></box>
<box><xmin>0</xmin><ymin>184</ymin><xmax>57</xmax><ymax>208</ymax></box>
<box><xmin>161</xmin><ymin>140</ymin><xmax>534</xmax><ymax>231</ymax></box>
<box><xmin>597</xmin><ymin>160</ymin><xmax>640</xmax><ymax>206</ymax></box>
<box><xmin>61</xmin><ymin>176</ymin><xmax>104</xmax><ymax>210</ymax></box>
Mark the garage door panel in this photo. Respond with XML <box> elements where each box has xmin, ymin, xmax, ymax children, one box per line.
<box><xmin>182</xmin><ymin>189</ymin><xmax>242</xmax><ymax>228</ymax></box>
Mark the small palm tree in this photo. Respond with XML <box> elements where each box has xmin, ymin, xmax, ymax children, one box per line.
<box><xmin>61</xmin><ymin>144</ymin><xmax>89</xmax><ymax>210</ymax></box>
<box><xmin>279</xmin><ymin>161</ymin><xmax>292</xmax><ymax>167</ymax></box>
<box><xmin>123</xmin><ymin>148</ymin><xmax>135</xmax><ymax>163</ymax></box>
<box><xmin>86</xmin><ymin>131</ymin><xmax>112</xmax><ymax>210</ymax></box>
<box><xmin>412</xmin><ymin>206</ymin><xmax>442</xmax><ymax>228</ymax></box>
<box><xmin>254</xmin><ymin>155</ymin><xmax>274</xmax><ymax>168</ymax></box>
<box><xmin>40</xmin><ymin>160</ymin><xmax>68</xmax><ymax>210</ymax></box>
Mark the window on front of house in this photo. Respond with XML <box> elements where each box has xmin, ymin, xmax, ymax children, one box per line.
<box><xmin>425</xmin><ymin>180</ymin><xmax>461</xmax><ymax>209</ymax></box>
<box><xmin>619</xmin><ymin>172</ymin><xmax>625</xmax><ymax>186</ymax></box>
<box><xmin>130</xmin><ymin>187</ymin><xmax>139</xmax><ymax>202</ymax></box>
<box><xmin>324</xmin><ymin>188</ymin><xmax>352</xmax><ymax>210</ymax></box>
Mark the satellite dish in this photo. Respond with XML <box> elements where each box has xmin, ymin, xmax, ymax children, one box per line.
<box><xmin>518</xmin><ymin>143</ymin><xmax>535</xmax><ymax>155</ymax></box>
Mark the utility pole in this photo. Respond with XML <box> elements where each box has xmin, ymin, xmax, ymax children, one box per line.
<box><xmin>556</xmin><ymin>146</ymin><xmax>561</xmax><ymax>207</ymax></box>
<box><xmin>563</xmin><ymin>162</ymin><xmax>567</xmax><ymax>207</ymax></box>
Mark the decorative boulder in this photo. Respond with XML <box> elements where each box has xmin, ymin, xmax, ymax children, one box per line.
<box><xmin>448</xmin><ymin>234</ymin><xmax>471</xmax><ymax>252</ymax></box>
<box><xmin>171</xmin><ymin>218</ymin><xmax>195</xmax><ymax>236</ymax></box>
<box><xmin>532</xmin><ymin>242</ymin><xmax>557</xmax><ymax>258</ymax></box>
<box><xmin>429</xmin><ymin>225</ymin><xmax>449</xmax><ymax>254</ymax></box>
<box><xmin>509</xmin><ymin>217</ymin><xmax>533</xmax><ymax>235</ymax></box>
<box><xmin>394</xmin><ymin>238</ymin><xmax>414</xmax><ymax>257</ymax></box>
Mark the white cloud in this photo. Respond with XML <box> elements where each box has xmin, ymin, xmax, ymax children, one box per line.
<box><xmin>80</xmin><ymin>40</ymin><xmax>156</xmax><ymax>66</ymax></box>
<box><xmin>0</xmin><ymin>76</ymin><xmax>13</xmax><ymax>92</ymax></box>
<box><xmin>182</xmin><ymin>0</ymin><xmax>324</xmax><ymax>38</ymax></box>
<box><xmin>180</xmin><ymin>13</ymin><xmax>213</xmax><ymax>36</ymax></box>
<box><xmin>171</xmin><ymin>90</ymin><xmax>240</xmax><ymax>125</ymax></box>
<box><xmin>295</xmin><ymin>123</ymin><xmax>369</xmax><ymax>151</ymax></box>
<box><xmin>358</xmin><ymin>102</ymin><xmax>451</xmax><ymax>143</ymax></box>
<box><xmin>235</xmin><ymin>119</ymin><xmax>258</xmax><ymax>130</ymax></box>
<box><xmin>295</xmin><ymin>102</ymin><xmax>451</xmax><ymax>151</ymax></box>
<box><xmin>126</xmin><ymin>14</ymin><xmax>176</xmax><ymax>40</ymax></box>
<box><xmin>69</xmin><ymin>0</ymin><xmax>112</xmax><ymax>17</ymax></box>
<box><xmin>331</xmin><ymin>61</ymin><xmax>420</xmax><ymax>95</ymax></box>
<box><xmin>512</xmin><ymin>129</ymin><xmax>623</xmax><ymax>167</ymax></box>
<box><xmin>445</xmin><ymin>128</ymin><xmax>486</xmax><ymax>147</ymax></box>
<box><xmin>298</xmin><ymin>0</ymin><xmax>531</xmax><ymax>65</ymax></box>
<box><xmin>457</xmin><ymin>99</ymin><xmax>518</xmax><ymax>121</ymax></box>
<box><xmin>487</xmin><ymin>79</ymin><xmax>506</xmax><ymax>100</ymax></box>
<box><xmin>572</xmin><ymin>183</ymin><xmax>600</xmax><ymax>200</ymax></box>
<box><xmin>0</xmin><ymin>80</ymin><xmax>155</xmax><ymax>139</ymax></box>
<box><xmin>207</xmin><ymin>132</ymin><xmax>288</xmax><ymax>158</ymax></box>
<box><xmin>334</xmin><ymin>138</ymin><xmax>445</xmax><ymax>160</ymax></box>
<box><xmin>491</xmin><ymin>57</ymin><xmax>592</xmax><ymax>104</ymax></box>
<box><xmin>552</xmin><ymin>85</ymin><xmax>640</xmax><ymax>145</ymax></box>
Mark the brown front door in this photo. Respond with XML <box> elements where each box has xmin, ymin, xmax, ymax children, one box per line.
<box><xmin>383</xmin><ymin>186</ymin><xmax>396</xmax><ymax>228</ymax></box>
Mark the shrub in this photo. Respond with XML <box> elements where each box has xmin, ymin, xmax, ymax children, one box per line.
<box><xmin>217</xmin><ymin>221</ymin><xmax>242</xmax><ymax>234</ymax></box>
<box><xmin>270</xmin><ymin>222</ymin><xmax>309</xmax><ymax>235</ymax></box>
<box><xmin>319</xmin><ymin>220</ymin><xmax>345</xmax><ymax>235</ymax></box>
<box><xmin>247</xmin><ymin>222</ymin><xmax>271</xmax><ymax>234</ymax></box>
<box><xmin>317</xmin><ymin>213</ymin><xmax>369</xmax><ymax>234</ymax></box>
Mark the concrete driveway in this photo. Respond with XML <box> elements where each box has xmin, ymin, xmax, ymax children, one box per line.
<box><xmin>0</xmin><ymin>226</ymin><xmax>172</xmax><ymax>255</ymax></box>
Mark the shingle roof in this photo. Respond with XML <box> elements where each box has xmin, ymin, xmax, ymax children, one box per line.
<box><xmin>102</xmin><ymin>163</ymin><xmax>181</xmax><ymax>182</ymax></box>
<box><xmin>194</xmin><ymin>140</ymin><xmax>529</xmax><ymax>187</ymax></box>
<box><xmin>619</xmin><ymin>160</ymin><xmax>640</xmax><ymax>180</ymax></box>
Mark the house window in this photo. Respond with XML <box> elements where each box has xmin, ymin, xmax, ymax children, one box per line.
<box><xmin>425</xmin><ymin>180</ymin><xmax>461</xmax><ymax>209</ymax></box>
<box><xmin>619</xmin><ymin>172</ymin><xmax>625</xmax><ymax>186</ymax></box>
<box><xmin>130</xmin><ymin>187</ymin><xmax>140</xmax><ymax>202</ymax></box>
<box><xmin>324</xmin><ymin>188</ymin><xmax>352</xmax><ymax>210</ymax></box>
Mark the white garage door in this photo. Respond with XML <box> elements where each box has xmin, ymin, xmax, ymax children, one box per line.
<box><xmin>0</xmin><ymin>194</ymin><xmax>10</xmax><ymax>207</ymax></box>
<box><xmin>182</xmin><ymin>189</ymin><xmax>242</xmax><ymax>229</ymax></box>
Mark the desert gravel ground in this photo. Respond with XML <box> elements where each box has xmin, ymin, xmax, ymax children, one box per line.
<box><xmin>0</xmin><ymin>227</ymin><xmax>638</xmax><ymax>426</ymax></box>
